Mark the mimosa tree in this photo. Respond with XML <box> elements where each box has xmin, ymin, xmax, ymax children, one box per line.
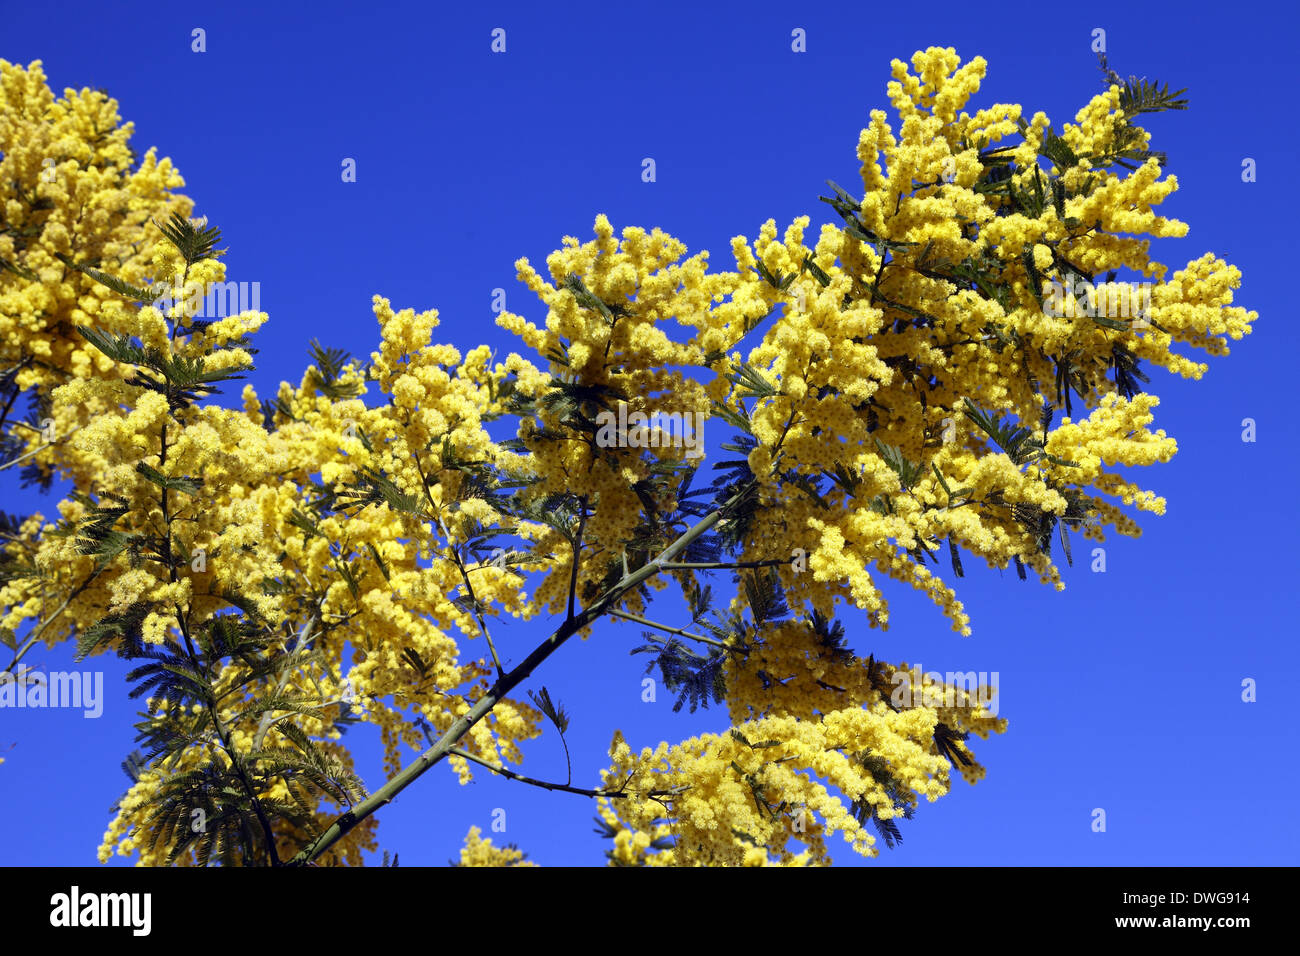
<box><xmin>0</xmin><ymin>48</ymin><xmax>1255</xmax><ymax>866</ymax></box>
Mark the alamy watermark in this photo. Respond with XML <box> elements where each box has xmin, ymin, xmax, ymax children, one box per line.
<box><xmin>0</xmin><ymin>668</ymin><xmax>104</xmax><ymax>718</ymax></box>
<box><xmin>891</xmin><ymin>665</ymin><xmax>1000</xmax><ymax>717</ymax></box>
<box><xmin>151</xmin><ymin>279</ymin><xmax>261</xmax><ymax>319</ymax></box>
<box><xmin>594</xmin><ymin>402</ymin><xmax>704</xmax><ymax>459</ymax></box>
<box><xmin>50</xmin><ymin>886</ymin><xmax>150</xmax><ymax>936</ymax></box>
<box><xmin>1043</xmin><ymin>278</ymin><xmax>1152</xmax><ymax>326</ymax></box>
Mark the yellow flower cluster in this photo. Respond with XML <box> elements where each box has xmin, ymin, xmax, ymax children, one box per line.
<box><xmin>0</xmin><ymin>60</ymin><xmax>191</xmax><ymax>481</ymax></box>
<box><xmin>496</xmin><ymin>214</ymin><xmax>736</xmax><ymax>620</ymax></box>
<box><xmin>593</xmin><ymin>608</ymin><xmax>1007</xmax><ymax>865</ymax></box>
<box><xmin>597</xmin><ymin>699</ymin><xmax>973</xmax><ymax>866</ymax></box>
<box><xmin>455</xmin><ymin>826</ymin><xmax>538</xmax><ymax>867</ymax></box>
<box><xmin>0</xmin><ymin>66</ymin><xmax>546</xmax><ymax>856</ymax></box>
<box><xmin>509</xmin><ymin>47</ymin><xmax>1248</xmax><ymax>863</ymax></box>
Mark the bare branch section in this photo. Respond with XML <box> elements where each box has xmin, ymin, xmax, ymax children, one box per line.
<box><xmin>448</xmin><ymin>748</ymin><xmax>684</xmax><ymax>801</ymax></box>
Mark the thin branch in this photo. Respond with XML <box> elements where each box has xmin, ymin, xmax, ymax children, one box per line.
<box><xmin>412</xmin><ymin>446</ymin><xmax>505</xmax><ymax>680</ymax></box>
<box><xmin>610</xmin><ymin>609</ymin><xmax>744</xmax><ymax>653</ymax></box>
<box><xmin>2</xmin><ymin>571</ymin><xmax>100</xmax><ymax>677</ymax></box>
<box><xmin>559</xmin><ymin>725</ymin><xmax>573</xmax><ymax>787</ymax></box>
<box><xmin>448</xmin><ymin>748</ymin><xmax>684</xmax><ymax>801</ymax></box>
<box><xmin>658</xmin><ymin>558</ymin><xmax>792</xmax><ymax>571</ymax></box>
<box><xmin>0</xmin><ymin>441</ymin><xmax>49</xmax><ymax>473</ymax></box>
<box><xmin>0</xmin><ymin>422</ymin><xmax>86</xmax><ymax>473</ymax></box>
<box><xmin>251</xmin><ymin>612</ymin><xmax>318</xmax><ymax>751</ymax></box>
<box><xmin>287</xmin><ymin>479</ymin><xmax>757</xmax><ymax>866</ymax></box>
<box><xmin>162</xmin><ymin>415</ymin><xmax>280</xmax><ymax>867</ymax></box>
<box><xmin>566</xmin><ymin>495</ymin><xmax>588</xmax><ymax>622</ymax></box>
<box><xmin>0</xmin><ymin>382</ymin><xmax>25</xmax><ymax>436</ymax></box>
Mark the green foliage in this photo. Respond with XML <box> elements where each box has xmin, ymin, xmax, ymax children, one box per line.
<box><xmin>335</xmin><ymin>467</ymin><xmax>424</xmax><ymax>518</ymax></box>
<box><xmin>851</xmin><ymin>753</ymin><xmax>915</xmax><ymax>850</ymax></box>
<box><xmin>592</xmin><ymin>814</ymin><xmax>674</xmax><ymax>865</ymax></box>
<box><xmin>155</xmin><ymin>212</ymin><xmax>223</xmax><ymax>266</ymax></box>
<box><xmin>535</xmin><ymin>379</ymin><xmax>627</xmax><ymax>436</ymax></box>
<box><xmin>305</xmin><ymin>340</ymin><xmax>364</xmax><ymax>401</ymax></box>
<box><xmin>54</xmin><ymin>253</ymin><xmax>160</xmax><ymax>304</ymax></box>
<box><xmin>76</xmin><ymin>325</ymin><xmax>251</xmax><ymax>412</ymax></box>
<box><xmin>962</xmin><ymin>399</ymin><xmax>1078</xmax><ymax>470</ymax></box>
<box><xmin>873</xmin><ymin>438</ymin><xmax>925</xmax><ymax>490</ymax></box>
<box><xmin>562</xmin><ymin>272</ymin><xmax>631</xmax><ymax>326</ymax></box>
<box><xmin>632</xmin><ymin>635</ymin><xmax>728</xmax><ymax>713</ymax></box>
<box><xmin>819</xmin><ymin>180</ymin><xmax>917</xmax><ymax>254</ymax></box>
<box><xmin>1094</xmin><ymin>53</ymin><xmax>1188</xmax><ymax>170</ymax></box>
<box><xmin>527</xmin><ymin>685</ymin><xmax>570</xmax><ymax>734</ymax></box>
<box><xmin>726</xmin><ymin>362</ymin><xmax>779</xmax><ymax>401</ymax></box>
<box><xmin>135</xmin><ymin>461</ymin><xmax>202</xmax><ymax>497</ymax></box>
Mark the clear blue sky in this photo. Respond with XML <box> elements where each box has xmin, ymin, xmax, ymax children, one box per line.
<box><xmin>2</xmin><ymin>0</ymin><xmax>1297</xmax><ymax>866</ymax></box>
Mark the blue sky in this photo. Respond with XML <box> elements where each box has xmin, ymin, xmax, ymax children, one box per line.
<box><xmin>2</xmin><ymin>0</ymin><xmax>1297</xmax><ymax>866</ymax></box>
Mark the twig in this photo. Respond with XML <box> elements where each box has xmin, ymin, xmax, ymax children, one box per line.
<box><xmin>658</xmin><ymin>558</ymin><xmax>792</xmax><ymax>571</ymax></box>
<box><xmin>3</xmin><ymin>571</ymin><xmax>100</xmax><ymax>677</ymax></box>
<box><xmin>412</xmin><ymin>446</ymin><xmax>505</xmax><ymax>679</ymax></box>
<box><xmin>448</xmin><ymin>748</ymin><xmax>683</xmax><ymax>801</ymax></box>
<box><xmin>609</xmin><ymin>609</ymin><xmax>744</xmax><ymax>653</ymax></box>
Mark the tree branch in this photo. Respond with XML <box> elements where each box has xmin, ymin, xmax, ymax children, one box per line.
<box><xmin>447</xmin><ymin>748</ymin><xmax>683</xmax><ymax>801</ymax></box>
<box><xmin>609</xmin><ymin>609</ymin><xmax>744</xmax><ymax>653</ymax></box>
<box><xmin>566</xmin><ymin>495</ymin><xmax>588</xmax><ymax>622</ymax></box>
<box><xmin>162</xmin><ymin>415</ymin><xmax>281</xmax><ymax>867</ymax></box>
<box><xmin>658</xmin><ymin>558</ymin><xmax>792</xmax><ymax>571</ymax></box>
<box><xmin>252</xmin><ymin>612</ymin><xmax>319</xmax><ymax>751</ymax></box>
<box><xmin>287</xmin><ymin>479</ymin><xmax>755</xmax><ymax>866</ymax></box>
<box><xmin>2</xmin><ymin>571</ymin><xmax>100</xmax><ymax>677</ymax></box>
<box><xmin>412</xmin><ymin>446</ymin><xmax>506</xmax><ymax>680</ymax></box>
<box><xmin>0</xmin><ymin>423</ymin><xmax>85</xmax><ymax>473</ymax></box>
